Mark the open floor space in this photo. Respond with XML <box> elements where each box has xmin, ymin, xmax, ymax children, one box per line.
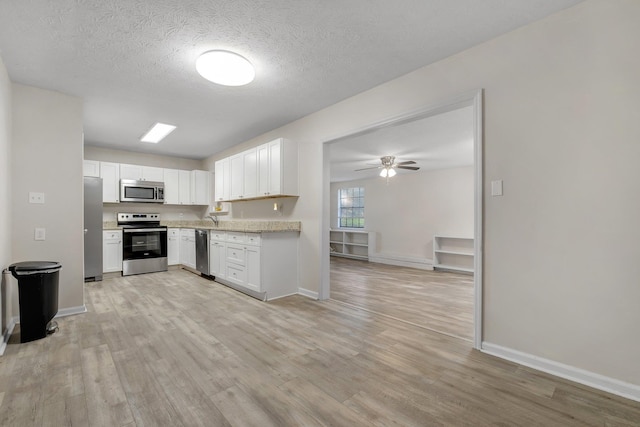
<box><xmin>330</xmin><ymin>257</ymin><xmax>474</xmax><ymax>341</ymax></box>
<box><xmin>0</xmin><ymin>269</ymin><xmax>638</xmax><ymax>426</ymax></box>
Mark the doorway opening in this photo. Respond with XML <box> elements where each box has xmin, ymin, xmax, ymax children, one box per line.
<box><xmin>320</xmin><ymin>90</ymin><xmax>483</xmax><ymax>348</ymax></box>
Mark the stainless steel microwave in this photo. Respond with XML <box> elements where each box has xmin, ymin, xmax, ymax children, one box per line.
<box><xmin>120</xmin><ymin>179</ymin><xmax>165</xmax><ymax>203</ymax></box>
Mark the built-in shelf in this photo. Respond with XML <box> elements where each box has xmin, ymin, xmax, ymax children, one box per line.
<box><xmin>433</xmin><ymin>235</ymin><xmax>474</xmax><ymax>274</ymax></box>
<box><xmin>329</xmin><ymin>229</ymin><xmax>375</xmax><ymax>261</ymax></box>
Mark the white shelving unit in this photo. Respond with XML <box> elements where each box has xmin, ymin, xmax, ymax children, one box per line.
<box><xmin>329</xmin><ymin>229</ymin><xmax>374</xmax><ymax>261</ymax></box>
<box><xmin>433</xmin><ymin>235</ymin><xmax>474</xmax><ymax>274</ymax></box>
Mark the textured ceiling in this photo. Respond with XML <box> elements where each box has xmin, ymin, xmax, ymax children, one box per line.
<box><xmin>0</xmin><ymin>0</ymin><xmax>583</xmax><ymax>159</ymax></box>
<box><xmin>330</xmin><ymin>106</ymin><xmax>474</xmax><ymax>183</ymax></box>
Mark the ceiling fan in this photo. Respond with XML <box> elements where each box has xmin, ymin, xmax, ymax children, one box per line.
<box><xmin>355</xmin><ymin>156</ymin><xmax>420</xmax><ymax>178</ymax></box>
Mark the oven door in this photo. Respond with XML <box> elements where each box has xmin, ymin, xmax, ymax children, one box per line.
<box><xmin>122</xmin><ymin>228</ymin><xmax>167</xmax><ymax>260</ymax></box>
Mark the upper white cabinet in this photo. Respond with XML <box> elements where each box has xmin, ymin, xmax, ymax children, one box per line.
<box><xmin>163</xmin><ymin>168</ymin><xmax>180</xmax><ymax>204</ymax></box>
<box><xmin>120</xmin><ymin>164</ymin><xmax>164</xmax><ymax>182</ymax></box>
<box><xmin>214</xmin><ymin>158</ymin><xmax>230</xmax><ymax>202</ymax></box>
<box><xmin>83</xmin><ymin>160</ymin><xmax>210</xmax><ymax>205</ymax></box>
<box><xmin>230</xmin><ymin>148</ymin><xmax>258</xmax><ymax>200</ymax></box>
<box><xmin>217</xmin><ymin>138</ymin><xmax>297</xmax><ymax>202</ymax></box>
<box><xmin>100</xmin><ymin>162</ymin><xmax>120</xmax><ymax>203</ymax></box>
<box><xmin>83</xmin><ymin>160</ymin><xmax>100</xmax><ymax>177</ymax></box>
<box><xmin>190</xmin><ymin>170</ymin><xmax>210</xmax><ymax>205</ymax></box>
<box><xmin>179</xmin><ymin>170</ymin><xmax>191</xmax><ymax>205</ymax></box>
<box><xmin>257</xmin><ymin>138</ymin><xmax>298</xmax><ymax>198</ymax></box>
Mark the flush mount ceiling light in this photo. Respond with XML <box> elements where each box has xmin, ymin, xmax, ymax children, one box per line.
<box><xmin>140</xmin><ymin>122</ymin><xmax>176</xmax><ymax>143</ymax></box>
<box><xmin>196</xmin><ymin>50</ymin><xmax>255</xmax><ymax>86</ymax></box>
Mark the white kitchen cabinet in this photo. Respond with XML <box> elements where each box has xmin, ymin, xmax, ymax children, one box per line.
<box><xmin>214</xmin><ymin>158</ymin><xmax>230</xmax><ymax>202</ymax></box>
<box><xmin>120</xmin><ymin>164</ymin><xmax>164</xmax><ymax>181</ymax></box>
<box><xmin>190</xmin><ymin>170</ymin><xmax>209</xmax><ymax>205</ymax></box>
<box><xmin>257</xmin><ymin>138</ymin><xmax>298</xmax><ymax>198</ymax></box>
<box><xmin>179</xmin><ymin>170</ymin><xmax>191</xmax><ymax>205</ymax></box>
<box><xmin>103</xmin><ymin>230</ymin><xmax>123</xmax><ymax>273</ymax></box>
<box><xmin>100</xmin><ymin>161</ymin><xmax>120</xmax><ymax>203</ymax></box>
<box><xmin>229</xmin><ymin>148</ymin><xmax>257</xmax><ymax>200</ymax></box>
<box><xmin>209</xmin><ymin>231</ymin><xmax>226</xmax><ymax>279</ymax></box>
<box><xmin>179</xmin><ymin>228</ymin><xmax>196</xmax><ymax>268</ymax></box>
<box><xmin>245</xmin><ymin>244</ymin><xmax>261</xmax><ymax>292</ymax></box>
<box><xmin>167</xmin><ymin>228</ymin><xmax>180</xmax><ymax>265</ymax></box>
<box><xmin>216</xmin><ymin>138</ymin><xmax>297</xmax><ymax>202</ymax></box>
<box><xmin>216</xmin><ymin>231</ymin><xmax>297</xmax><ymax>301</ymax></box>
<box><xmin>229</xmin><ymin>153</ymin><xmax>244</xmax><ymax>200</ymax></box>
<box><xmin>83</xmin><ymin>160</ymin><xmax>100</xmax><ymax>177</ymax></box>
<box><xmin>163</xmin><ymin>169</ymin><xmax>180</xmax><ymax>204</ymax></box>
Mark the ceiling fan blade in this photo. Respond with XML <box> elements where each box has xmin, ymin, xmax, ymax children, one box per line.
<box><xmin>354</xmin><ymin>165</ymin><xmax>382</xmax><ymax>171</ymax></box>
<box><xmin>395</xmin><ymin>160</ymin><xmax>416</xmax><ymax>165</ymax></box>
<box><xmin>396</xmin><ymin>166</ymin><xmax>420</xmax><ymax>170</ymax></box>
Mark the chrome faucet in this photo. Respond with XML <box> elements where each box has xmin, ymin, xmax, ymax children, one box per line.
<box><xmin>205</xmin><ymin>215</ymin><xmax>219</xmax><ymax>227</ymax></box>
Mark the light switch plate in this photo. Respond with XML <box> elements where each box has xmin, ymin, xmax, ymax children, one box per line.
<box><xmin>491</xmin><ymin>180</ymin><xmax>503</xmax><ymax>196</ymax></box>
<box><xmin>29</xmin><ymin>192</ymin><xmax>45</xmax><ymax>204</ymax></box>
<box><xmin>34</xmin><ymin>228</ymin><xmax>46</xmax><ymax>241</ymax></box>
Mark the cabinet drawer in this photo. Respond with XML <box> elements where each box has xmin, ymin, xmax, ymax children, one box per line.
<box><xmin>210</xmin><ymin>231</ymin><xmax>226</xmax><ymax>241</ymax></box>
<box><xmin>103</xmin><ymin>230</ymin><xmax>121</xmax><ymax>240</ymax></box>
<box><xmin>245</xmin><ymin>233</ymin><xmax>261</xmax><ymax>246</ymax></box>
<box><xmin>226</xmin><ymin>243</ymin><xmax>245</xmax><ymax>265</ymax></box>
<box><xmin>226</xmin><ymin>231</ymin><xmax>246</xmax><ymax>243</ymax></box>
<box><xmin>225</xmin><ymin>263</ymin><xmax>246</xmax><ymax>285</ymax></box>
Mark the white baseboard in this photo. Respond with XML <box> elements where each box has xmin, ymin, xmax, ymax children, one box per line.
<box><xmin>369</xmin><ymin>254</ymin><xmax>433</xmax><ymax>270</ymax></box>
<box><xmin>56</xmin><ymin>305</ymin><xmax>87</xmax><ymax>318</ymax></box>
<box><xmin>298</xmin><ymin>288</ymin><xmax>319</xmax><ymax>300</ymax></box>
<box><xmin>0</xmin><ymin>317</ymin><xmax>17</xmax><ymax>356</ymax></box>
<box><xmin>482</xmin><ymin>342</ymin><xmax>640</xmax><ymax>403</ymax></box>
<box><xmin>10</xmin><ymin>305</ymin><xmax>87</xmax><ymax>326</ymax></box>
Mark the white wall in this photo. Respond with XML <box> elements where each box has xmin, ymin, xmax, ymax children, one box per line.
<box><xmin>330</xmin><ymin>166</ymin><xmax>474</xmax><ymax>265</ymax></box>
<box><xmin>11</xmin><ymin>84</ymin><xmax>84</xmax><ymax>315</ymax></box>
<box><xmin>0</xmin><ymin>56</ymin><xmax>12</xmax><ymax>335</ymax></box>
<box><xmin>84</xmin><ymin>145</ymin><xmax>204</xmax><ymax>171</ymax></box>
<box><xmin>205</xmin><ymin>1</ymin><xmax>640</xmax><ymax>390</ymax></box>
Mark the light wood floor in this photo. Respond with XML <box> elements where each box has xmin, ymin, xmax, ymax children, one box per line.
<box><xmin>1</xmin><ymin>269</ymin><xmax>639</xmax><ymax>426</ymax></box>
<box><xmin>330</xmin><ymin>256</ymin><xmax>474</xmax><ymax>341</ymax></box>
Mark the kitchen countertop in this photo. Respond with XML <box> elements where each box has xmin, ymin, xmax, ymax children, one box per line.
<box><xmin>103</xmin><ymin>220</ymin><xmax>301</xmax><ymax>232</ymax></box>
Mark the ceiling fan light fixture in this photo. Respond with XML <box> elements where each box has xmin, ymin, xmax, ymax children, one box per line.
<box><xmin>196</xmin><ymin>50</ymin><xmax>255</xmax><ymax>86</ymax></box>
<box><xmin>387</xmin><ymin>168</ymin><xmax>397</xmax><ymax>177</ymax></box>
<box><xmin>379</xmin><ymin>168</ymin><xmax>388</xmax><ymax>178</ymax></box>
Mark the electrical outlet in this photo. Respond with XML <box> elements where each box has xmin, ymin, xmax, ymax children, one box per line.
<box><xmin>29</xmin><ymin>192</ymin><xmax>45</xmax><ymax>204</ymax></box>
<box><xmin>34</xmin><ymin>228</ymin><xmax>46</xmax><ymax>241</ymax></box>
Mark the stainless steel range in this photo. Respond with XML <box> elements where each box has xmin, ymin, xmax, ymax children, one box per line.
<box><xmin>117</xmin><ymin>213</ymin><xmax>167</xmax><ymax>276</ymax></box>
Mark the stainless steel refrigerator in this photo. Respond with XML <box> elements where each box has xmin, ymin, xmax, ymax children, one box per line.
<box><xmin>84</xmin><ymin>177</ymin><xmax>103</xmax><ymax>281</ymax></box>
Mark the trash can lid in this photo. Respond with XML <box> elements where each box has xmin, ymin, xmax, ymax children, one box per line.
<box><xmin>9</xmin><ymin>261</ymin><xmax>62</xmax><ymax>276</ymax></box>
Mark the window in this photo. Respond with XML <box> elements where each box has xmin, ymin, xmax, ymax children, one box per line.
<box><xmin>338</xmin><ymin>187</ymin><xmax>365</xmax><ymax>228</ymax></box>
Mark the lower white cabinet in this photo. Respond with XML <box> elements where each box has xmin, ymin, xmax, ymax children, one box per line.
<box><xmin>209</xmin><ymin>232</ymin><xmax>226</xmax><ymax>279</ymax></box>
<box><xmin>179</xmin><ymin>229</ymin><xmax>196</xmax><ymax>269</ymax></box>
<box><xmin>103</xmin><ymin>230</ymin><xmax>123</xmax><ymax>273</ymax></box>
<box><xmin>167</xmin><ymin>228</ymin><xmax>180</xmax><ymax>265</ymax></box>
<box><xmin>211</xmin><ymin>231</ymin><xmax>297</xmax><ymax>301</ymax></box>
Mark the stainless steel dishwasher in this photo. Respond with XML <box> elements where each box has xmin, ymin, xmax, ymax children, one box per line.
<box><xmin>195</xmin><ymin>229</ymin><xmax>210</xmax><ymax>276</ymax></box>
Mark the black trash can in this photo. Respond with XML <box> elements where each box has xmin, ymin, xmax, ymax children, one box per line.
<box><xmin>9</xmin><ymin>261</ymin><xmax>61</xmax><ymax>343</ymax></box>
